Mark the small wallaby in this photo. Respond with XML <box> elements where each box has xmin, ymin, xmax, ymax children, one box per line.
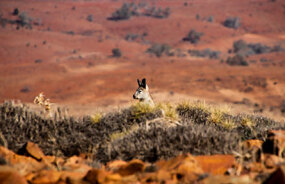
<box><xmin>133</xmin><ymin>78</ymin><xmax>155</xmax><ymax>107</ymax></box>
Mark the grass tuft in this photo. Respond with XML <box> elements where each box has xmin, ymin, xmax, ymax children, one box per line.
<box><xmin>91</xmin><ymin>113</ymin><xmax>103</xmax><ymax>123</ymax></box>
<box><xmin>131</xmin><ymin>102</ymin><xmax>156</xmax><ymax>119</ymax></box>
<box><xmin>240</xmin><ymin>116</ymin><xmax>255</xmax><ymax>127</ymax></box>
<box><xmin>156</xmin><ymin>103</ymin><xmax>180</xmax><ymax>122</ymax></box>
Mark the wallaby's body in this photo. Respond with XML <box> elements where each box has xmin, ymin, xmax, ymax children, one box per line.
<box><xmin>133</xmin><ymin>78</ymin><xmax>155</xmax><ymax>107</ymax></box>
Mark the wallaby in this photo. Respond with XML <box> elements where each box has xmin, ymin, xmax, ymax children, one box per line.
<box><xmin>133</xmin><ymin>78</ymin><xmax>181</xmax><ymax>128</ymax></box>
<box><xmin>133</xmin><ymin>78</ymin><xmax>155</xmax><ymax>107</ymax></box>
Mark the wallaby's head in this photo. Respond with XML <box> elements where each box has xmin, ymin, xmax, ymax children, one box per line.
<box><xmin>133</xmin><ymin>78</ymin><xmax>154</xmax><ymax>105</ymax></box>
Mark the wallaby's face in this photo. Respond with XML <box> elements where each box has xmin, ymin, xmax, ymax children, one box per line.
<box><xmin>133</xmin><ymin>78</ymin><xmax>150</xmax><ymax>101</ymax></box>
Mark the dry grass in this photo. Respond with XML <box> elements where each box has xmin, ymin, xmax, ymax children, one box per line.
<box><xmin>91</xmin><ymin>112</ymin><xmax>103</xmax><ymax>123</ymax></box>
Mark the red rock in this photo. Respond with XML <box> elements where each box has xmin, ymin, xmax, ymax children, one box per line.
<box><xmin>30</xmin><ymin>170</ymin><xmax>61</xmax><ymax>184</ymax></box>
<box><xmin>204</xmin><ymin>175</ymin><xmax>252</xmax><ymax>184</ymax></box>
<box><xmin>264</xmin><ymin>165</ymin><xmax>285</xmax><ymax>184</ymax></box>
<box><xmin>106</xmin><ymin>160</ymin><xmax>127</xmax><ymax>171</ymax></box>
<box><xmin>0</xmin><ymin>146</ymin><xmax>46</xmax><ymax>176</ymax></box>
<box><xmin>105</xmin><ymin>173</ymin><xmax>122</xmax><ymax>182</ymax></box>
<box><xmin>175</xmin><ymin>158</ymin><xmax>204</xmax><ymax>183</ymax></box>
<box><xmin>83</xmin><ymin>168</ymin><xmax>109</xmax><ymax>184</ymax></box>
<box><xmin>242</xmin><ymin>139</ymin><xmax>263</xmax><ymax>149</ymax></box>
<box><xmin>116</xmin><ymin>159</ymin><xmax>145</xmax><ymax>176</ymax></box>
<box><xmin>263</xmin><ymin>154</ymin><xmax>284</xmax><ymax>169</ymax></box>
<box><xmin>62</xmin><ymin>156</ymin><xmax>91</xmax><ymax>172</ymax></box>
<box><xmin>60</xmin><ymin>171</ymin><xmax>88</xmax><ymax>182</ymax></box>
<box><xmin>18</xmin><ymin>142</ymin><xmax>45</xmax><ymax>161</ymax></box>
<box><xmin>195</xmin><ymin>154</ymin><xmax>235</xmax><ymax>175</ymax></box>
<box><xmin>263</xmin><ymin>130</ymin><xmax>285</xmax><ymax>158</ymax></box>
<box><xmin>0</xmin><ymin>166</ymin><xmax>27</xmax><ymax>184</ymax></box>
<box><xmin>156</xmin><ymin>154</ymin><xmax>199</xmax><ymax>171</ymax></box>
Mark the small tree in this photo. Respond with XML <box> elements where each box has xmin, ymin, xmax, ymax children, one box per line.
<box><xmin>146</xmin><ymin>43</ymin><xmax>171</xmax><ymax>57</ymax></box>
<box><xmin>112</xmin><ymin>48</ymin><xmax>122</xmax><ymax>58</ymax></box>
<box><xmin>17</xmin><ymin>12</ymin><xmax>32</xmax><ymax>29</ymax></box>
<box><xmin>226</xmin><ymin>55</ymin><xmax>248</xmax><ymax>66</ymax></box>
<box><xmin>87</xmin><ymin>14</ymin><xmax>93</xmax><ymax>22</ymax></box>
<box><xmin>223</xmin><ymin>17</ymin><xmax>241</xmax><ymax>29</ymax></box>
<box><xmin>183</xmin><ymin>29</ymin><xmax>203</xmax><ymax>44</ymax></box>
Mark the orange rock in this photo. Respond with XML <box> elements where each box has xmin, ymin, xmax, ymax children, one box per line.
<box><xmin>155</xmin><ymin>154</ymin><xmax>203</xmax><ymax>183</ymax></box>
<box><xmin>242</xmin><ymin>139</ymin><xmax>263</xmax><ymax>149</ymax></box>
<box><xmin>105</xmin><ymin>173</ymin><xmax>122</xmax><ymax>182</ymax></box>
<box><xmin>156</xmin><ymin>154</ymin><xmax>198</xmax><ymax>171</ymax></box>
<box><xmin>195</xmin><ymin>154</ymin><xmax>235</xmax><ymax>175</ymax></box>
<box><xmin>0</xmin><ymin>146</ymin><xmax>46</xmax><ymax>175</ymax></box>
<box><xmin>140</xmin><ymin>172</ymin><xmax>157</xmax><ymax>183</ymax></box>
<box><xmin>265</xmin><ymin>165</ymin><xmax>285</xmax><ymax>184</ymax></box>
<box><xmin>156</xmin><ymin>169</ymin><xmax>172</xmax><ymax>182</ymax></box>
<box><xmin>175</xmin><ymin>158</ymin><xmax>204</xmax><ymax>183</ymax></box>
<box><xmin>106</xmin><ymin>160</ymin><xmax>127</xmax><ymax>171</ymax></box>
<box><xmin>62</xmin><ymin>156</ymin><xmax>91</xmax><ymax>172</ymax></box>
<box><xmin>116</xmin><ymin>159</ymin><xmax>145</xmax><ymax>176</ymax></box>
<box><xmin>60</xmin><ymin>171</ymin><xmax>89</xmax><ymax>182</ymax></box>
<box><xmin>30</xmin><ymin>170</ymin><xmax>61</xmax><ymax>184</ymax></box>
<box><xmin>263</xmin><ymin>130</ymin><xmax>285</xmax><ymax>158</ymax></box>
<box><xmin>204</xmin><ymin>175</ymin><xmax>252</xmax><ymax>184</ymax></box>
<box><xmin>18</xmin><ymin>142</ymin><xmax>45</xmax><ymax>161</ymax></box>
<box><xmin>42</xmin><ymin>155</ymin><xmax>56</xmax><ymax>164</ymax></box>
<box><xmin>0</xmin><ymin>166</ymin><xmax>27</xmax><ymax>184</ymax></box>
<box><xmin>83</xmin><ymin>168</ymin><xmax>109</xmax><ymax>184</ymax></box>
<box><xmin>263</xmin><ymin>154</ymin><xmax>284</xmax><ymax>169</ymax></box>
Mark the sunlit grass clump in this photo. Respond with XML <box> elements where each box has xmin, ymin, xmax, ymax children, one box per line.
<box><xmin>91</xmin><ymin>112</ymin><xmax>103</xmax><ymax>123</ymax></box>
<box><xmin>110</xmin><ymin>124</ymin><xmax>139</xmax><ymax>142</ymax></box>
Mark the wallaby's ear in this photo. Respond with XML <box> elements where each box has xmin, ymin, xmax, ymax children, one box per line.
<box><xmin>141</xmin><ymin>78</ymin><xmax>146</xmax><ymax>89</ymax></box>
<box><xmin>137</xmin><ymin>79</ymin><xmax>141</xmax><ymax>87</ymax></box>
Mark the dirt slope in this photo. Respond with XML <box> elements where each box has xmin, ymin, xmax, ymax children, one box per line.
<box><xmin>0</xmin><ymin>0</ymin><xmax>285</xmax><ymax>119</ymax></box>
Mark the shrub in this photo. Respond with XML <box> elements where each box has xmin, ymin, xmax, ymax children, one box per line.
<box><xmin>232</xmin><ymin>40</ymin><xmax>284</xmax><ymax>56</ymax></box>
<box><xmin>182</xmin><ymin>29</ymin><xmax>203</xmax><ymax>44</ymax></box>
<box><xmin>0</xmin><ymin>101</ymin><xmax>284</xmax><ymax>164</ymax></box>
<box><xmin>12</xmin><ymin>8</ymin><xmax>19</xmax><ymax>16</ymax></box>
<box><xmin>112</xmin><ymin>48</ymin><xmax>122</xmax><ymax>58</ymax></box>
<box><xmin>226</xmin><ymin>55</ymin><xmax>249</xmax><ymax>66</ymax></box>
<box><xmin>20</xmin><ymin>86</ymin><xmax>31</xmax><ymax>93</ymax></box>
<box><xmin>223</xmin><ymin>17</ymin><xmax>241</xmax><ymax>29</ymax></box>
<box><xmin>125</xmin><ymin>33</ymin><xmax>139</xmax><ymax>41</ymax></box>
<box><xmin>109</xmin><ymin>3</ymin><xmax>136</xmax><ymax>21</ymax></box>
<box><xmin>87</xmin><ymin>14</ymin><xmax>93</xmax><ymax>22</ymax></box>
<box><xmin>17</xmin><ymin>12</ymin><xmax>32</xmax><ymax>29</ymax></box>
<box><xmin>207</xmin><ymin>15</ymin><xmax>214</xmax><ymax>22</ymax></box>
<box><xmin>34</xmin><ymin>59</ymin><xmax>43</xmax><ymax>63</ymax></box>
<box><xmin>109</xmin><ymin>2</ymin><xmax>170</xmax><ymax>21</ymax></box>
<box><xmin>144</xmin><ymin>7</ymin><xmax>171</xmax><ymax>18</ymax></box>
<box><xmin>146</xmin><ymin>43</ymin><xmax>171</xmax><ymax>57</ymax></box>
<box><xmin>188</xmin><ymin>48</ymin><xmax>220</xmax><ymax>59</ymax></box>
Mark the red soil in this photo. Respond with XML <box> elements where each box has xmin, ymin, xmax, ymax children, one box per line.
<box><xmin>0</xmin><ymin>0</ymin><xmax>285</xmax><ymax>119</ymax></box>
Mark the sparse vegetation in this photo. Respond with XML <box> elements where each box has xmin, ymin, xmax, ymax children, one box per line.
<box><xmin>226</xmin><ymin>55</ymin><xmax>249</xmax><ymax>66</ymax></box>
<box><xmin>108</xmin><ymin>2</ymin><xmax>171</xmax><ymax>21</ymax></box>
<box><xmin>0</xmin><ymin>100</ymin><xmax>284</xmax><ymax>164</ymax></box>
<box><xmin>188</xmin><ymin>48</ymin><xmax>220</xmax><ymax>59</ymax></box>
<box><xmin>146</xmin><ymin>43</ymin><xmax>171</xmax><ymax>57</ymax></box>
<box><xmin>112</xmin><ymin>48</ymin><xmax>122</xmax><ymax>58</ymax></box>
<box><xmin>223</xmin><ymin>17</ymin><xmax>241</xmax><ymax>29</ymax></box>
<box><xmin>233</xmin><ymin>40</ymin><xmax>284</xmax><ymax>57</ymax></box>
<box><xmin>86</xmin><ymin>14</ymin><xmax>93</xmax><ymax>22</ymax></box>
<box><xmin>17</xmin><ymin>12</ymin><xmax>33</xmax><ymax>29</ymax></box>
<box><xmin>182</xmin><ymin>29</ymin><xmax>203</xmax><ymax>44</ymax></box>
<box><xmin>12</xmin><ymin>8</ymin><xmax>19</xmax><ymax>16</ymax></box>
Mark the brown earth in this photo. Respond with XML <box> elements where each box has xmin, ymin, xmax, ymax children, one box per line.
<box><xmin>0</xmin><ymin>0</ymin><xmax>285</xmax><ymax>120</ymax></box>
